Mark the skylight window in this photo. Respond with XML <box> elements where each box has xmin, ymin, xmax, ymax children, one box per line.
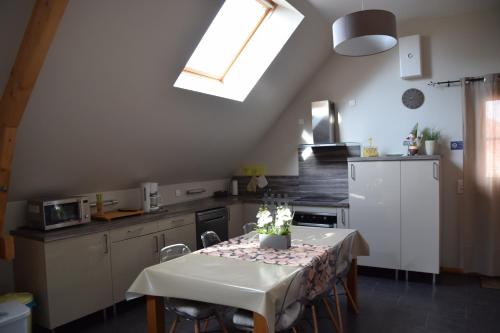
<box><xmin>184</xmin><ymin>0</ymin><xmax>275</xmax><ymax>82</ymax></box>
<box><xmin>174</xmin><ymin>0</ymin><xmax>304</xmax><ymax>102</ymax></box>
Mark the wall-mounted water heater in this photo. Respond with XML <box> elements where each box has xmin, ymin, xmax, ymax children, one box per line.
<box><xmin>399</xmin><ymin>34</ymin><xmax>422</xmax><ymax>79</ymax></box>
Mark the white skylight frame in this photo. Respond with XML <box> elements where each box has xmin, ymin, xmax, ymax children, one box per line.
<box><xmin>174</xmin><ymin>0</ymin><xmax>304</xmax><ymax>102</ymax></box>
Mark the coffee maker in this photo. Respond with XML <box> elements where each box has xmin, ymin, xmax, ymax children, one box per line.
<box><xmin>141</xmin><ymin>182</ymin><xmax>161</xmax><ymax>213</ymax></box>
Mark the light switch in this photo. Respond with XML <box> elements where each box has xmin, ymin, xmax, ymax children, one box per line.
<box><xmin>348</xmin><ymin>99</ymin><xmax>356</xmax><ymax>107</ymax></box>
<box><xmin>298</xmin><ymin>118</ymin><xmax>305</xmax><ymax>125</ymax></box>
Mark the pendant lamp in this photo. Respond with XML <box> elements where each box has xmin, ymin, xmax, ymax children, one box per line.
<box><xmin>332</xmin><ymin>9</ymin><xmax>397</xmax><ymax>56</ymax></box>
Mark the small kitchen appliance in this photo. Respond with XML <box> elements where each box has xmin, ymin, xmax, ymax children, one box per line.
<box><xmin>141</xmin><ymin>182</ymin><xmax>161</xmax><ymax>213</ymax></box>
<box><xmin>27</xmin><ymin>196</ymin><xmax>91</xmax><ymax>231</ymax></box>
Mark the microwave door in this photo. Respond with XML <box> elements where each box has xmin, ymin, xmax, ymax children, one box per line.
<box><xmin>44</xmin><ymin>202</ymin><xmax>81</xmax><ymax>230</ymax></box>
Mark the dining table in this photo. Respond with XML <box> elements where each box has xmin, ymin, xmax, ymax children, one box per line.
<box><xmin>127</xmin><ymin>226</ymin><xmax>369</xmax><ymax>333</ymax></box>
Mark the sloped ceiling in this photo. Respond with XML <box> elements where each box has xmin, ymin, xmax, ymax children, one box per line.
<box><xmin>0</xmin><ymin>0</ymin><xmax>331</xmax><ymax>201</ymax></box>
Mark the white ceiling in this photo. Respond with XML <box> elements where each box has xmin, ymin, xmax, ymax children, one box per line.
<box><xmin>307</xmin><ymin>0</ymin><xmax>500</xmax><ymax>23</ymax></box>
<box><xmin>0</xmin><ymin>0</ymin><xmax>332</xmax><ymax>201</ymax></box>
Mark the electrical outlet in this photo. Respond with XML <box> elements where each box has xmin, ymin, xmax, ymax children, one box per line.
<box><xmin>298</xmin><ymin>118</ymin><xmax>305</xmax><ymax>125</ymax></box>
<box><xmin>457</xmin><ymin>179</ymin><xmax>464</xmax><ymax>194</ymax></box>
<box><xmin>348</xmin><ymin>99</ymin><xmax>356</xmax><ymax>107</ymax></box>
<box><xmin>175</xmin><ymin>189</ymin><xmax>182</xmax><ymax>197</ymax></box>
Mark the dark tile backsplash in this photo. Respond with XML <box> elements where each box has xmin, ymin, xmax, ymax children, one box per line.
<box><xmin>234</xmin><ymin>145</ymin><xmax>360</xmax><ymax>198</ymax></box>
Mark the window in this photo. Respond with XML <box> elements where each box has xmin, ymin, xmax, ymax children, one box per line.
<box><xmin>485</xmin><ymin>100</ymin><xmax>500</xmax><ymax>177</ymax></box>
<box><xmin>174</xmin><ymin>0</ymin><xmax>304</xmax><ymax>102</ymax></box>
<box><xmin>183</xmin><ymin>0</ymin><xmax>275</xmax><ymax>82</ymax></box>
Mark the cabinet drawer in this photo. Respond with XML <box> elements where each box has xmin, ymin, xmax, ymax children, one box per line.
<box><xmin>110</xmin><ymin>222</ymin><xmax>158</xmax><ymax>243</ymax></box>
<box><xmin>157</xmin><ymin>213</ymin><xmax>195</xmax><ymax>231</ymax></box>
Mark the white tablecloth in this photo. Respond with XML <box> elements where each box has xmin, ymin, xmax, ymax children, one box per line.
<box><xmin>127</xmin><ymin>226</ymin><xmax>369</xmax><ymax>332</ymax></box>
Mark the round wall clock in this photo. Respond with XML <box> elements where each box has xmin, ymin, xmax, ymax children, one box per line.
<box><xmin>402</xmin><ymin>88</ymin><xmax>425</xmax><ymax>109</ymax></box>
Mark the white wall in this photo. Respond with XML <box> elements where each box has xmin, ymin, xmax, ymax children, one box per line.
<box><xmin>245</xmin><ymin>8</ymin><xmax>500</xmax><ymax>269</ymax></box>
<box><xmin>0</xmin><ymin>178</ymin><xmax>228</xmax><ymax>294</ymax></box>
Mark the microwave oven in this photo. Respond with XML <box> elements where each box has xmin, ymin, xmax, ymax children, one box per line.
<box><xmin>27</xmin><ymin>196</ymin><xmax>91</xmax><ymax>231</ymax></box>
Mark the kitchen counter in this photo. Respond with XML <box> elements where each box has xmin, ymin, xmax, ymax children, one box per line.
<box><xmin>348</xmin><ymin>155</ymin><xmax>441</xmax><ymax>162</ymax></box>
<box><xmin>12</xmin><ymin>195</ymin><xmax>349</xmax><ymax>242</ymax></box>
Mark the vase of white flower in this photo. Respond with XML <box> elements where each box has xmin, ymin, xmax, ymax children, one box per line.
<box><xmin>256</xmin><ymin>205</ymin><xmax>293</xmax><ymax>250</ymax></box>
<box><xmin>258</xmin><ymin>233</ymin><xmax>291</xmax><ymax>250</ymax></box>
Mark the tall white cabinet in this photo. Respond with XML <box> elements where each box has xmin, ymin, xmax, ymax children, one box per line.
<box><xmin>348</xmin><ymin>158</ymin><xmax>440</xmax><ymax>274</ymax></box>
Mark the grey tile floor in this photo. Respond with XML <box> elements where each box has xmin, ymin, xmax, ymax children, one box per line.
<box><xmin>35</xmin><ymin>271</ymin><xmax>500</xmax><ymax>333</ymax></box>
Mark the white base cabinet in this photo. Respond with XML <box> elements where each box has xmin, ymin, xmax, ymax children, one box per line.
<box><xmin>228</xmin><ymin>203</ymin><xmax>244</xmax><ymax>238</ymax></box>
<box><xmin>14</xmin><ymin>232</ymin><xmax>114</xmax><ymax>329</ymax></box>
<box><xmin>401</xmin><ymin>161</ymin><xmax>440</xmax><ymax>274</ymax></box>
<box><xmin>348</xmin><ymin>159</ymin><xmax>440</xmax><ymax>274</ymax></box>
<box><xmin>348</xmin><ymin>161</ymin><xmax>402</xmax><ymax>270</ymax></box>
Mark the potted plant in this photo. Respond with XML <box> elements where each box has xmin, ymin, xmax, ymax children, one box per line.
<box><xmin>405</xmin><ymin>123</ymin><xmax>421</xmax><ymax>156</ymax></box>
<box><xmin>256</xmin><ymin>205</ymin><xmax>293</xmax><ymax>250</ymax></box>
<box><xmin>421</xmin><ymin>127</ymin><xmax>441</xmax><ymax>155</ymax></box>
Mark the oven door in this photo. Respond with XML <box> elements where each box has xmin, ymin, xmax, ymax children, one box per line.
<box><xmin>292</xmin><ymin>211</ymin><xmax>337</xmax><ymax>228</ymax></box>
<box><xmin>43</xmin><ymin>199</ymin><xmax>83</xmax><ymax>230</ymax></box>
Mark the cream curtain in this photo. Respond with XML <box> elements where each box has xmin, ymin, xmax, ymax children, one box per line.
<box><xmin>461</xmin><ymin>74</ymin><xmax>500</xmax><ymax>276</ymax></box>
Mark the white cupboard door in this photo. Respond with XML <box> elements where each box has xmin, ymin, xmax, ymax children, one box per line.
<box><xmin>228</xmin><ymin>203</ymin><xmax>244</xmax><ymax>238</ymax></box>
<box><xmin>401</xmin><ymin>160</ymin><xmax>440</xmax><ymax>274</ymax></box>
<box><xmin>165</xmin><ymin>223</ymin><xmax>196</xmax><ymax>252</ymax></box>
<box><xmin>243</xmin><ymin>203</ymin><xmax>260</xmax><ymax>224</ymax></box>
<box><xmin>45</xmin><ymin>232</ymin><xmax>113</xmax><ymax>328</ymax></box>
<box><xmin>337</xmin><ymin>208</ymin><xmax>349</xmax><ymax>228</ymax></box>
<box><xmin>110</xmin><ymin>232</ymin><xmax>161</xmax><ymax>303</ymax></box>
<box><xmin>348</xmin><ymin>161</ymin><xmax>401</xmax><ymax>269</ymax></box>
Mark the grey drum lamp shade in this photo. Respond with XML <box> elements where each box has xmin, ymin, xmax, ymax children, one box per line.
<box><xmin>332</xmin><ymin>9</ymin><xmax>397</xmax><ymax>56</ymax></box>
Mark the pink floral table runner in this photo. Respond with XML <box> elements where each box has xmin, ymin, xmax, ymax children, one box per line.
<box><xmin>197</xmin><ymin>235</ymin><xmax>340</xmax><ymax>299</ymax></box>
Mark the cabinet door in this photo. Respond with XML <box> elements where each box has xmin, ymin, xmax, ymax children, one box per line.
<box><xmin>110</xmin><ymin>232</ymin><xmax>161</xmax><ymax>303</ymax></box>
<box><xmin>228</xmin><ymin>203</ymin><xmax>244</xmax><ymax>238</ymax></box>
<box><xmin>45</xmin><ymin>232</ymin><xmax>113</xmax><ymax>328</ymax></box>
<box><xmin>165</xmin><ymin>223</ymin><xmax>196</xmax><ymax>252</ymax></box>
<box><xmin>337</xmin><ymin>208</ymin><xmax>349</xmax><ymax>228</ymax></box>
<box><xmin>243</xmin><ymin>203</ymin><xmax>261</xmax><ymax>224</ymax></box>
<box><xmin>401</xmin><ymin>160</ymin><xmax>440</xmax><ymax>274</ymax></box>
<box><xmin>348</xmin><ymin>161</ymin><xmax>401</xmax><ymax>269</ymax></box>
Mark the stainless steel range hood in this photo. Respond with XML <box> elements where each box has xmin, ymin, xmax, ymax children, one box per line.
<box><xmin>301</xmin><ymin>100</ymin><xmax>358</xmax><ymax>147</ymax></box>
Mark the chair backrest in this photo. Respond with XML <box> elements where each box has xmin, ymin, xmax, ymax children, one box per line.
<box><xmin>275</xmin><ymin>269</ymin><xmax>308</xmax><ymax>330</ymax></box>
<box><xmin>160</xmin><ymin>244</ymin><xmax>191</xmax><ymax>263</ymax></box>
<box><xmin>201</xmin><ymin>231</ymin><xmax>221</xmax><ymax>248</ymax></box>
<box><xmin>335</xmin><ymin>233</ymin><xmax>356</xmax><ymax>279</ymax></box>
<box><xmin>242</xmin><ymin>222</ymin><xmax>257</xmax><ymax>234</ymax></box>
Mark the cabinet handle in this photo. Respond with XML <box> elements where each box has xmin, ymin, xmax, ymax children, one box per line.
<box><xmin>162</xmin><ymin>233</ymin><xmax>166</xmax><ymax>248</ymax></box>
<box><xmin>103</xmin><ymin>234</ymin><xmax>109</xmax><ymax>254</ymax></box>
<box><xmin>154</xmin><ymin>235</ymin><xmax>159</xmax><ymax>253</ymax></box>
<box><xmin>433</xmin><ymin>162</ymin><xmax>439</xmax><ymax>180</ymax></box>
<box><xmin>341</xmin><ymin>209</ymin><xmax>345</xmax><ymax>227</ymax></box>
<box><xmin>350</xmin><ymin>164</ymin><xmax>356</xmax><ymax>180</ymax></box>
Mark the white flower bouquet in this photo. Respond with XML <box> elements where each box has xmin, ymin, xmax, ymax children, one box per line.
<box><xmin>256</xmin><ymin>205</ymin><xmax>293</xmax><ymax>236</ymax></box>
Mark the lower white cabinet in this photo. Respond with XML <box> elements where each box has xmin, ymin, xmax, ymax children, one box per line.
<box><xmin>228</xmin><ymin>203</ymin><xmax>244</xmax><ymax>238</ymax></box>
<box><xmin>243</xmin><ymin>203</ymin><xmax>261</xmax><ymax>224</ymax></box>
<box><xmin>164</xmin><ymin>223</ymin><xmax>196</xmax><ymax>251</ymax></box>
<box><xmin>348</xmin><ymin>161</ymin><xmax>402</xmax><ymax>270</ymax></box>
<box><xmin>14</xmin><ymin>232</ymin><xmax>114</xmax><ymax>329</ymax></box>
<box><xmin>348</xmin><ymin>159</ymin><xmax>440</xmax><ymax>274</ymax></box>
<box><xmin>110</xmin><ymin>231</ymin><xmax>162</xmax><ymax>303</ymax></box>
<box><xmin>401</xmin><ymin>161</ymin><xmax>440</xmax><ymax>274</ymax></box>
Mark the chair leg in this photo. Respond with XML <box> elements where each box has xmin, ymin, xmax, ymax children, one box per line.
<box><xmin>322</xmin><ymin>297</ymin><xmax>341</xmax><ymax>333</ymax></box>
<box><xmin>341</xmin><ymin>279</ymin><xmax>360</xmax><ymax>315</ymax></box>
<box><xmin>311</xmin><ymin>304</ymin><xmax>319</xmax><ymax>333</ymax></box>
<box><xmin>203</xmin><ymin>319</ymin><xmax>210</xmax><ymax>331</ymax></box>
<box><xmin>169</xmin><ymin>315</ymin><xmax>179</xmax><ymax>333</ymax></box>
<box><xmin>333</xmin><ymin>285</ymin><xmax>343</xmax><ymax>333</ymax></box>
<box><xmin>292</xmin><ymin>327</ymin><xmax>299</xmax><ymax>333</ymax></box>
<box><xmin>214</xmin><ymin>312</ymin><xmax>229</xmax><ymax>333</ymax></box>
<box><xmin>194</xmin><ymin>319</ymin><xmax>200</xmax><ymax>333</ymax></box>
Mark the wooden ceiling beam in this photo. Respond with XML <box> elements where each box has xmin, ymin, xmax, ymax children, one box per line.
<box><xmin>0</xmin><ymin>0</ymin><xmax>68</xmax><ymax>260</ymax></box>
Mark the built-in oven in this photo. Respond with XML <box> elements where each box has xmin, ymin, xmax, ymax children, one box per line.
<box><xmin>27</xmin><ymin>196</ymin><xmax>91</xmax><ymax>231</ymax></box>
<box><xmin>293</xmin><ymin>211</ymin><xmax>338</xmax><ymax>228</ymax></box>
